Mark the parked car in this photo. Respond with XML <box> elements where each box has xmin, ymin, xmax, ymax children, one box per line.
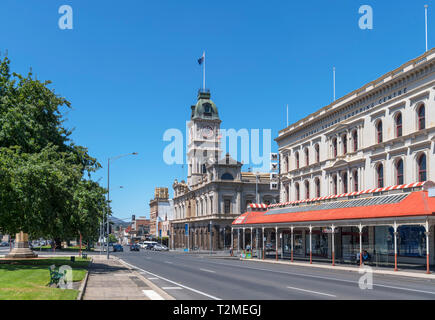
<box><xmin>152</xmin><ymin>244</ymin><xmax>169</xmax><ymax>251</ymax></box>
<box><xmin>0</xmin><ymin>242</ymin><xmax>9</xmax><ymax>247</ymax></box>
<box><xmin>265</xmin><ymin>243</ymin><xmax>275</xmax><ymax>252</ymax></box>
<box><xmin>113</xmin><ymin>244</ymin><xmax>123</xmax><ymax>252</ymax></box>
<box><xmin>130</xmin><ymin>244</ymin><xmax>140</xmax><ymax>251</ymax></box>
<box><xmin>142</xmin><ymin>241</ymin><xmax>158</xmax><ymax>249</ymax></box>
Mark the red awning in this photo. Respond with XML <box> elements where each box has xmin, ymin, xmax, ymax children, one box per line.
<box><xmin>233</xmin><ymin>190</ymin><xmax>435</xmax><ymax>226</ymax></box>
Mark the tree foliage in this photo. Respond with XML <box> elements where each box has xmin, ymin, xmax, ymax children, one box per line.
<box><xmin>0</xmin><ymin>57</ymin><xmax>106</xmax><ymax>244</ymax></box>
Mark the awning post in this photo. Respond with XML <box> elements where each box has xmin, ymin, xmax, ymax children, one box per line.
<box><xmin>275</xmin><ymin>226</ymin><xmax>278</xmax><ymax>261</ymax></box>
<box><xmin>331</xmin><ymin>225</ymin><xmax>335</xmax><ymax>266</ymax></box>
<box><xmin>425</xmin><ymin>221</ymin><xmax>430</xmax><ymax>274</ymax></box>
<box><xmin>309</xmin><ymin>225</ymin><xmax>312</xmax><ymax>264</ymax></box>
<box><xmin>230</xmin><ymin>227</ymin><xmax>234</xmax><ymax>256</ymax></box>
<box><xmin>243</xmin><ymin>227</ymin><xmax>246</xmax><ymax>251</ymax></box>
<box><xmin>393</xmin><ymin>222</ymin><xmax>398</xmax><ymax>271</ymax></box>
<box><xmin>262</xmin><ymin>227</ymin><xmax>265</xmax><ymax>260</ymax></box>
<box><xmin>290</xmin><ymin>227</ymin><xmax>294</xmax><ymax>263</ymax></box>
<box><xmin>250</xmin><ymin>227</ymin><xmax>253</xmax><ymax>252</ymax></box>
<box><xmin>359</xmin><ymin>224</ymin><xmax>363</xmax><ymax>267</ymax></box>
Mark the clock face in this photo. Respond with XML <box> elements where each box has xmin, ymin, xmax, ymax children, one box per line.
<box><xmin>202</xmin><ymin>126</ymin><xmax>214</xmax><ymax>139</ymax></box>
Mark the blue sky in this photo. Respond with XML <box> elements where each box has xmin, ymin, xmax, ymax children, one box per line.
<box><xmin>0</xmin><ymin>0</ymin><xmax>433</xmax><ymax>221</ymax></box>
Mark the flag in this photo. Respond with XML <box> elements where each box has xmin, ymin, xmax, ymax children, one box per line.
<box><xmin>198</xmin><ymin>52</ymin><xmax>205</xmax><ymax>65</ymax></box>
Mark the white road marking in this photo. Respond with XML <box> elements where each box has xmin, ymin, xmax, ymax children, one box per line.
<box><xmin>147</xmin><ymin>277</ymin><xmax>159</xmax><ymax>280</ymax></box>
<box><xmin>199</xmin><ymin>268</ymin><xmax>216</xmax><ymax>273</ymax></box>
<box><xmin>164</xmin><ymin>261</ymin><xmax>173</xmax><ymax>264</ymax></box>
<box><xmin>142</xmin><ymin>290</ymin><xmax>164</xmax><ymax>300</ymax></box>
<box><xmin>120</xmin><ymin>260</ymin><xmax>221</xmax><ymax>300</ymax></box>
<box><xmin>162</xmin><ymin>286</ymin><xmax>183</xmax><ymax>290</ymax></box>
<box><xmin>203</xmin><ymin>260</ymin><xmax>435</xmax><ymax>296</ymax></box>
<box><xmin>286</xmin><ymin>286</ymin><xmax>336</xmax><ymax>297</ymax></box>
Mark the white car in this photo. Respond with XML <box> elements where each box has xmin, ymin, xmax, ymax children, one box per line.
<box><xmin>152</xmin><ymin>244</ymin><xmax>169</xmax><ymax>251</ymax></box>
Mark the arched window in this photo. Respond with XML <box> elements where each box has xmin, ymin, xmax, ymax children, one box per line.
<box><xmin>315</xmin><ymin>178</ymin><xmax>321</xmax><ymax>197</ymax></box>
<box><xmin>417</xmin><ymin>104</ymin><xmax>425</xmax><ymax>130</ymax></box>
<box><xmin>332</xmin><ymin>175</ymin><xmax>338</xmax><ymax>195</ymax></box>
<box><xmin>315</xmin><ymin>144</ymin><xmax>320</xmax><ymax>163</ymax></box>
<box><xmin>305</xmin><ymin>148</ymin><xmax>309</xmax><ymax>166</ymax></box>
<box><xmin>395</xmin><ymin>113</ymin><xmax>402</xmax><ymax>137</ymax></box>
<box><xmin>332</xmin><ymin>138</ymin><xmax>337</xmax><ymax>157</ymax></box>
<box><xmin>396</xmin><ymin>159</ymin><xmax>404</xmax><ymax>185</ymax></box>
<box><xmin>295</xmin><ymin>183</ymin><xmax>300</xmax><ymax>201</ymax></box>
<box><xmin>342</xmin><ymin>134</ymin><xmax>348</xmax><ymax>155</ymax></box>
<box><xmin>295</xmin><ymin>152</ymin><xmax>300</xmax><ymax>169</ymax></box>
<box><xmin>342</xmin><ymin>172</ymin><xmax>348</xmax><ymax>193</ymax></box>
<box><xmin>377</xmin><ymin>163</ymin><xmax>384</xmax><ymax>188</ymax></box>
<box><xmin>305</xmin><ymin>180</ymin><xmax>310</xmax><ymax>199</ymax></box>
<box><xmin>418</xmin><ymin>154</ymin><xmax>427</xmax><ymax>182</ymax></box>
<box><xmin>221</xmin><ymin>173</ymin><xmax>234</xmax><ymax>180</ymax></box>
<box><xmin>353</xmin><ymin>170</ymin><xmax>358</xmax><ymax>192</ymax></box>
<box><xmin>376</xmin><ymin>120</ymin><xmax>383</xmax><ymax>143</ymax></box>
<box><xmin>352</xmin><ymin>130</ymin><xmax>358</xmax><ymax>152</ymax></box>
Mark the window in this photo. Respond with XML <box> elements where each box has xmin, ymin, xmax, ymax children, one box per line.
<box><xmin>376</xmin><ymin>120</ymin><xmax>383</xmax><ymax>143</ymax></box>
<box><xmin>305</xmin><ymin>148</ymin><xmax>309</xmax><ymax>166</ymax></box>
<box><xmin>221</xmin><ymin>173</ymin><xmax>234</xmax><ymax>180</ymax></box>
<box><xmin>305</xmin><ymin>180</ymin><xmax>310</xmax><ymax>199</ymax></box>
<box><xmin>343</xmin><ymin>172</ymin><xmax>348</xmax><ymax>193</ymax></box>
<box><xmin>332</xmin><ymin>138</ymin><xmax>337</xmax><ymax>157</ymax></box>
<box><xmin>353</xmin><ymin>170</ymin><xmax>358</xmax><ymax>192</ymax></box>
<box><xmin>395</xmin><ymin>113</ymin><xmax>402</xmax><ymax>137</ymax></box>
<box><xmin>333</xmin><ymin>175</ymin><xmax>338</xmax><ymax>195</ymax></box>
<box><xmin>315</xmin><ymin>178</ymin><xmax>320</xmax><ymax>197</ymax></box>
<box><xmin>224</xmin><ymin>199</ymin><xmax>231</xmax><ymax>214</ymax></box>
<box><xmin>418</xmin><ymin>104</ymin><xmax>425</xmax><ymax>130</ymax></box>
<box><xmin>295</xmin><ymin>152</ymin><xmax>300</xmax><ymax>169</ymax></box>
<box><xmin>377</xmin><ymin>164</ymin><xmax>384</xmax><ymax>188</ymax></box>
<box><xmin>342</xmin><ymin>134</ymin><xmax>348</xmax><ymax>155</ymax></box>
<box><xmin>418</xmin><ymin>154</ymin><xmax>427</xmax><ymax>182</ymax></box>
<box><xmin>315</xmin><ymin>144</ymin><xmax>320</xmax><ymax>163</ymax></box>
<box><xmin>396</xmin><ymin>159</ymin><xmax>404</xmax><ymax>185</ymax></box>
<box><xmin>295</xmin><ymin>183</ymin><xmax>300</xmax><ymax>201</ymax></box>
<box><xmin>286</xmin><ymin>155</ymin><xmax>289</xmax><ymax>172</ymax></box>
<box><xmin>287</xmin><ymin>184</ymin><xmax>290</xmax><ymax>202</ymax></box>
<box><xmin>352</xmin><ymin>130</ymin><xmax>358</xmax><ymax>152</ymax></box>
<box><xmin>202</xmin><ymin>164</ymin><xmax>206</xmax><ymax>174</ymax></box>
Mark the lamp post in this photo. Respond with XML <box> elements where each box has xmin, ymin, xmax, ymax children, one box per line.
<box><xmin>107</xmin><ymin>152</ymin><xmax>138</xmax><ymax>260</ymax></box>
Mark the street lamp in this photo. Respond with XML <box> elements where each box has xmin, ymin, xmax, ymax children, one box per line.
<box><xmin>107</xmin><ymin>152</ymin><xmax>138</xmax><ymax>259</ymax></box>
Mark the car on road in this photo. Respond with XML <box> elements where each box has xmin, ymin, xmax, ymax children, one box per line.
<box><xmin>152</xmin><ymin>244</ymin><xmax>169</xmax><ymax>251</ymax></box>
<box><xmin>130</xmin><ymin>244</ymin><xmax>140</xmax><ymax>251</ymax></box>
<box><xmin>113</xmin><ymin>244</ymin><xmax>123</xmax><ymax>252</ymax></box>
<box><xmin>0</xmin><ymin>242</ymin><xmax>9</xmax><ymax>247</ymax></box>
<box><xmin>142</xmin><ymin>241</ymin><xmax>158</xmax><ymax>249</ymax></box>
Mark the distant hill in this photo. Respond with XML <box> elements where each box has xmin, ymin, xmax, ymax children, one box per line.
<box><xmin>109</xmin><ymin>216</ymin><xmax>130</xmax><ymax>227</ymax></box>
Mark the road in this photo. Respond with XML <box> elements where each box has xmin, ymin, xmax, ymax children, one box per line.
<box><xmin>111</xmin><ymin>247</ymin><xmax>435</xmax><ymax>300</ymax></box>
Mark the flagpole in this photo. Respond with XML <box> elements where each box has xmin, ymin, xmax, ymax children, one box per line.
<box><xmin>333</xmin><ymin>67</ymin><xmax>336</xmax><ymax>101</ymax></box>
<box><xmin>425</xmin><ymin>5</ymin><xmax>429</xmax><ymax>52</ymax></box>
<box><xmin>286</xmin><ymin>104</ymin><xmax>289</xmax><ymax>127</ymax></box>
<box><xmin>203</xmin><ymin>51</ymin><xmax>206</xmax><ymax>90</ymax></box>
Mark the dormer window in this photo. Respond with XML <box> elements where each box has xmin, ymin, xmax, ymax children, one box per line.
<box><xmin>203</xmin><ymin>103</ymin><xmax>212</xmax><ymax>116</ymax></box>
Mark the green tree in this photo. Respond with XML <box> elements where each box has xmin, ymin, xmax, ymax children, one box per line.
<box><xmin>0</xmin><ymin>57</ymin><xmax>106</xmax><ymax>245</ymax></box>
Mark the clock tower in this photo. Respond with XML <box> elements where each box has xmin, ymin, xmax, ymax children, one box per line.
<box><xmin>187</xmin><ymin>90</ymin><xmax>222</xmax><ymax>187</ymax></box>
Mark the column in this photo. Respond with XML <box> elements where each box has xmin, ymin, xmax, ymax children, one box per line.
<box><xmin>290</xmin><ymin>227</ymin><xmax>294</xmax><ymax>262</ymax></box>
<box><xmin>309</xmin><ymin>226</ymin><xmax>312</xmax><ymax>264</ymax></box>
<box><xmin>425</xmin><ymin>221</ymin><xmax>430</xmax><ymax>274</ymax></box>
<box><xmin>250</xmin><ymin>227</ymin><xmax>253</xmax><ymax>251</ymax></box>
<box><xmin>393</xmin><ymin>222</ymin><xmax>398</xmax><ymax>271</ymax></box>
<box><xmin>359</xmin><ymin>224</ymin><xmax>363</xmax><ymax>267</ymax></box>
<box><xmin>262</xmin><ymin>227</ymin><xmax>265</xmax><ymax>260</ymax></box>
<box><xmin>275</xmin><ymin>226</ymin><xmax>279</xmax><ymax>261</ymax></box>
<box><xmin>331</xmin><ymin>225</ymin><xmax>335</xmax><ymax>266</ymax></box>
<box><xmin>243</xmin><ymin>228</ymin><xmax>246</xmax><ymax>250</ymax></box>
<box><xmin>237</xmin><ymin>229</ymin><xmax>240</xmax><ymax>253</ymax></box>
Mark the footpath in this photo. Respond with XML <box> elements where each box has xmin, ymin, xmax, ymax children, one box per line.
<box><xmin>83</xmin><ymin>255</ymin><xmax>173</xmax><ymax>300</ymax></box>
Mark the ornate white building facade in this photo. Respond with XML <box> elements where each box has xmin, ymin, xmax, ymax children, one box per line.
<box><xmin>277</xmin><ymin>49</ymin><xmax>435</xmax><ymax>202</ymax></box>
